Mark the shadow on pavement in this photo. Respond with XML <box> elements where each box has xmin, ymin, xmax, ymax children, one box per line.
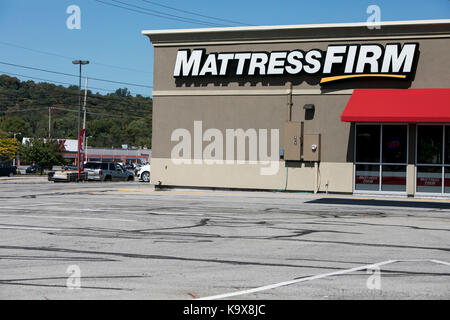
<box><xmin>306</xmin><ymin>198</ymin><xmax>450</xmax><ymax>209</ymax></box>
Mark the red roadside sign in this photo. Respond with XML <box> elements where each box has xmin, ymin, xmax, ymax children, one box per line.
<box><xmin>78</xmin><ymin>129</ymin><xmax>85</xmax><ymax>177</ymax></box>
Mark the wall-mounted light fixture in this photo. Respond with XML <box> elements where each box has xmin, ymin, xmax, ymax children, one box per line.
<box><xmin>304</xmin><ymin>104</ymin><xmax>315</xmax><ymax>120</ymax></box>
<box><xmin>304</xmin><ymin>104</ymin><xmax>315</xmax><ymax>111</ymax></box>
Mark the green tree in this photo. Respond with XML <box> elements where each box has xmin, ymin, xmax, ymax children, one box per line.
<box><xmin>19</xmin><ymin>139</ymin><xmax>65</xmax><ymax>173</ymax></box>
<box><xmin>0</xmin><ymin>116</ymin><xmax>31</xmax><ymax>137</ymax></box>
<box><xmin>0</xmin><ymin>138</ymin><xmax>20</xmax><ymax>162</ymax></box>
<box><xmin>114</xmin><ymin>88</ymin><xmax>131</xmax><ymax>97</ymax></box>
<box><xmin>125</xmin><ymin>118</ymin><xmax>152</xmax><ymax>148</ymax></box>
<box><xmin>0</xmin><ymin>75</ymin><xmax>153</xmax><ymax>148</ymax></box>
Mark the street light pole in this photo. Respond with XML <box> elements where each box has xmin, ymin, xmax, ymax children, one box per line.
<box><xmin>8</xmin><ymin>132</ymin><xmax>21</xmax><ymax>167</ymax></box>
<box><xmin>72</xmin><ymin>60</ymin><xmax>89</xmax><ymax>181</ymax></box>
<box><xmin>83</xmin><ymin>77</ymin><xmax>88</xmax><ymax>148</ymax></box>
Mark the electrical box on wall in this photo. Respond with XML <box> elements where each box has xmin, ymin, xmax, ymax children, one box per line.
<box><xmin>283</xmin><ymin>122</ymin><xmax>302</xmax><ymax>161</ymax></box>
<box><xmin>303</xmin><ymin>134</ymin><xmax>321</xmax><ymax>162</ymax></box>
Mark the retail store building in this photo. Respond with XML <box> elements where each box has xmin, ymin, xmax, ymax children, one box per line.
<box><xmin>143</xmin><ymin>20</ymin><xmax>450</xmax><ymax>196</ymax></box>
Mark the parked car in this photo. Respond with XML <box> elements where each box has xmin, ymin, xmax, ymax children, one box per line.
<box><xmin>137</xmin><ymin>164</ymin><xmax>151</xmax><ymax>182</ymax></box>
<box><xmin>62</xmin><ymin>164</ymin><xmax>78</xmax><ymax>171</ymax></box>
<box><xmin>84</xmin><ymin>161</ymin><xmax>134</xmax><ymax>181</ymax></box>
<box><xmin>0</xmin><ymin>162</ymin><xmax>17</xmax><ymax>177</ymax></box>
<box><xmin>48</xmin><ymin>171</ymin><xmax>88</xmax><ymax>182</ymax></box>
<box><xmin>26</xmin><ymin>164</ymin><xmax>41</xmax><ymax>174</ymax></box>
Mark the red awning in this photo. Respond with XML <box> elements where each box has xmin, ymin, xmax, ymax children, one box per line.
<box><xmin>341</xmin><ymin>89</ymin><xmax>450</xmax><ymax>122</ymax></box>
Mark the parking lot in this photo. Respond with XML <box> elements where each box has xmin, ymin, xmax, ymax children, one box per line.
<box><xmin>0</xmin><ymin>178</ymin><xmax>449</xmax><ymax>299</ymax></box>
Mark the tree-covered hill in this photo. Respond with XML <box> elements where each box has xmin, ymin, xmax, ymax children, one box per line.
<box><xmin>0</xmin><ymin>75</ymin><xmax>152</xmax><ymax>148</ymax></box>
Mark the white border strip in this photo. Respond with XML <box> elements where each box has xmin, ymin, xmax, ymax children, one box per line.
<box><xmin>142</xmin><ymin>19</ymin><xmax>450</xmax><ymax>36</ymax></box>
<box><xmin>152</xmin><ymin>34</ymin><xmax>450</xmax><ymax>47</ymax></box>
<box><xmin>197</xmin><ymin>259</ymin><xmax>450</xmax><ymax>300</ymax></box>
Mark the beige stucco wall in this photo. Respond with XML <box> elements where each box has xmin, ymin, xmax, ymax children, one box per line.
<box><xmin>152</xmin><ymin>94</ymin><xmax>354</xmax><ymax>163</ymax></box>
<box><xmin>150</xmin><ymin>158</ymin><xmax>353</xmax><ymax>193</ymax></box>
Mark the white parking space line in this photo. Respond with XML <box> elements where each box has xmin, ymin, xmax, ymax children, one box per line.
<box><xmin>147</xmin><ymin>212</ymin><xmax>204</xmax><ymax>216</ymax></box>
<box><xmin>197</xmin><ymin>259</ymin><xmax>450</xmax><ymax>300</ymax></box>
<box><xmin>430</xmin><ymin>259</ymin><xmax>450</xmax><ymax>267</ymax></box>
<box><xmin>0</xmin><ymin>214</ymin><xmax>136</xmax><ymax>222</ymax></box>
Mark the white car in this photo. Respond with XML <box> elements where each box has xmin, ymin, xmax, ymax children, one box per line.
<box><xmin>137</xmin><ymin>164</ymin><xmax>151</xmax><ymax>182</ymax></box>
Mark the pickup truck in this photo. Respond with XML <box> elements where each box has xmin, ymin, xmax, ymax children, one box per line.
<box><xmin>84</xmin><ymin>161</ymin><xmax>134</xmax><ymax>181</ymax></box>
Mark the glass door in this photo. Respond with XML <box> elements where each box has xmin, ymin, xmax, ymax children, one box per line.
<box><xmin>355</xmin><ymin>124</ymin><xmax>408</xmax><ymax>193</ymax></box>
<box><xmin>416</xmin><ymin>125</ymin><xmax>450</xmax><ymax>195</ymax></box>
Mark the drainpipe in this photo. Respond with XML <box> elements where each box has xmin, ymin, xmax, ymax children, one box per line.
<box><xmin>287</xmin><ymin>82</ymin><xmax>293</xmax><ymax>122</ymax></box>
<box><xmin>285</xmin><ymin>82</ymin><xmax>293</xmax><ymax>191</ymax></box>
<box><xmin>314</xmin><ymin>162</ymin><xmax>319</xmax><ymax>194</ymax></box>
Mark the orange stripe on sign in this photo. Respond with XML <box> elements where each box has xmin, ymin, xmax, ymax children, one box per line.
<box><xmin>320</xmin><ymin>74</ymin><xmax>407</xmax><ymax>83</ymax></box>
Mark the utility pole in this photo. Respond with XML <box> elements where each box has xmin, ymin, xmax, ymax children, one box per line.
<box><xmin>72</xmin><ymin>60</ymin><xmax>89</xmax><ymax>181</ymax></box>
<box><xmin>48</xmin><ymin>107</ymin><xmax>51</xmax><ymax>139</ymax></box>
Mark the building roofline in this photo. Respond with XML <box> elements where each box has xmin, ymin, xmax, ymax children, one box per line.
<box><xmin>142</xmin><ymin>19</ymin><xmax>450</xmax><ymax>36</ymax></box>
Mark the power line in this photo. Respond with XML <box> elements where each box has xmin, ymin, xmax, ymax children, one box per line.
<box><xmin>0</xmin><ymin>73</ymin><xmax>152</xmax><ymax>115</ymax></box>
<box><xmin>94</xmin><ymin>0</ymin><xmax>224</xmax><ymax>27</ymax></box>
<box><xmin>2</xmin><ymin>105</ymin><xmax>147</xmax><ymax>120</ymax></box>
<box><xmin>0</xmin><ymin>70</ymin><xmax>115</xmax><ymax>93</ymax></box>
<box><xmin>0</xmin><ymin>83</ymin><xmax>153</xmax><ymax>101</ymax></box>
<box><xmin>140</xmin><ymin>0</ymin><xmax>250</xmax><ymax>26</ymax></box>
<box><xmin>0</xmin><ymin>95</ymin><xmax>152</xmax><ymax>116</ymax></box>
<box><xmin>54</xmin><ymin>107</ymin><xmax>145</xmax><ymax>119</ymax></box>
<box><xmin>0</xmin><ymin>61</ymin><xmax>153</xmax><ymax>89</ymax></box>
<box><xmin>0</xmin><ymin>90</ymin><xmax>152</xmax><ymax>116</ymax></box>
<box><xmin>0</xmin><ymin>71</ymin><xmax>153</xmax><ymax>100</ymax></box>
<box><xmin>1</xmin><ymin>107</ymin><xmax>48</xmax><ymax>113</ymax></box>
<box><xmin>0</xmin><ymin>99</ymin><xmax>152</xmax><ymax>117</ymax></box>
<box><xmin>0</xmin><ymin>87</ymin><xmax>153</xmax><ymax>109</ymax></box>
<box><xmin>0</xmin><ymin>40</ymin><xmax>153</xmax><ymax>75</ymax></box>
<box><xmin>111</xmin><ymin>0</ymin><xmax>231</xmax><ymax>26</ymax></box>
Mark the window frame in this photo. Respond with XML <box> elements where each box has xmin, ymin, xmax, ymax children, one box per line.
<box><xmin>354</xmin><ymin>123</ymin><xmax>409</xmax><ymax>194</ymax></box>
<box><xmin>415</xmin><ymin>124</ymin><xmax>450</xmax><ymax>196</ymax></box>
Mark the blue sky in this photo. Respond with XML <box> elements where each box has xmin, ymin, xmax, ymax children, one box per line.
<box><xmin>0</xmin><ymin>0</ymin><xmax>449</xmax><ymax>97</ymax></box>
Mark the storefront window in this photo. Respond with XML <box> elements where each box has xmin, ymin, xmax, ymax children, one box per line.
<box><xmin>382</xmin><ymin>126</ymin><xmax>407</xmax><ymax>163</ymax></box>
<box><xmin>355</xmin><ymin>164</ymin><xmax>379</xmax><ymax>191</ymax></box>
<box><xmin>445</xmin><ymin>126</ymin><xmax>450</xmax><ymax>194</ymax></box>
<box><xmin>417</xmin><ymin>166</ymin><xmax>443</xmax><ymax>193</ymax></box>
<box><xmin>445</xmin><ymin>167</ymin><xmax>450</xmax><ymax>194</ymax></box>
<box><xmin>382</xmin><ymin>165</ymin><xmax>406</xmax><ymax>192</ymax></box>
<box><xmin>416</xmin><ymin>125</ymin><xmax>450</xmax><ymax>195</ymax></box>
<box><xmin>356</xmin><ymin>125</ymin><xmax>380</xmax><ymax>163</ymax></box>
<box><xmin>355</xmin><ymin>124</ymin><xmax>407</xmax><ymax>193</ymax></box>
<box><xmin>445</xmin><ymin>126</ymin><xmax>450</xmax><ymax>165</ymax></box>
<box><xmin>417</xmin><ymin>126</ymin><xmax>443</xmax><ymax>164</ymax></box>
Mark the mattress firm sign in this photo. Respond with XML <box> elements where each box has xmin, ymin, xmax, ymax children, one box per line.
<box><xmin>173</xmin><ymin>43</ymin><xmax>419</xmax><ymax>83</ymax></box>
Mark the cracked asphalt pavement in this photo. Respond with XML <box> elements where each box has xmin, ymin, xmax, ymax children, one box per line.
<box><xmin>0</xmin><ymin>180</ymin><xmax>449</xmax><ymax>299</ymax></box>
